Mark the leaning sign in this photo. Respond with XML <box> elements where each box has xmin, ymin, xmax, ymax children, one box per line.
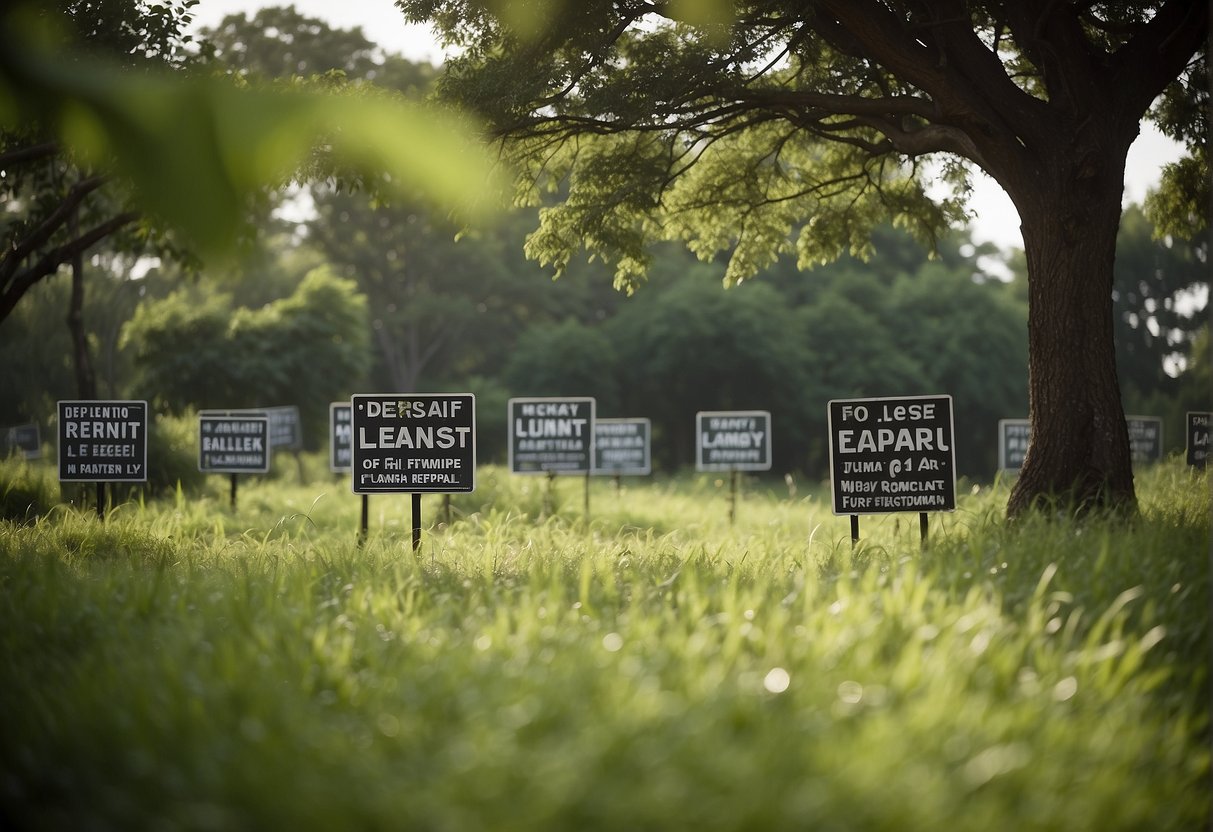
<box><xmin>508</xmin><ymin>397</ymin><xmax>595</xmax><ymax>474</ymax></box>
<box><xmin>352</xmin><ymin>393</ymin><xmax>475</xmax><ymax>493</ymax></box>
<box><xmin>828</xmin><ymin>395</ymin><xmax>955</xmax><ymax>515</ymax></box>
<box><xmin>199</xmin><ymin>412</ymin><xmax>270</xmax><ymax>473</ymax></box>
<box><xmin>1187</xmin><ymin>412</ymin><xmax>1210</xmax><ymax>468</ymax></box>
<box><xmin>696</xmin><ymin>411</ymin><xmax>772</xmax><ymax>471</ymax></box>
<box><xmin>58</xmin><ymin>400</ymin><xmax>148</xmax><ymax>482</ymax></box>
<box><xmin>593</xmin><ymin>418</ymin><xmax>651</xmax><ymax>476</ymax></box>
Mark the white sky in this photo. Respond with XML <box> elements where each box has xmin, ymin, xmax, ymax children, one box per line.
<box><xmin>189</xmin><ymin>0</ymin><xmax>1187</xmax><ymax>252</ymax></box>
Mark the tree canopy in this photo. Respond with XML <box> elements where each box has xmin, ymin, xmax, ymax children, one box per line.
<box><xmin>402</xmin><ymin>0</ymin><xmax>1209</xmax><ymax>516</ymax></box>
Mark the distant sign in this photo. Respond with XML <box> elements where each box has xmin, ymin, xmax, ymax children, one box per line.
<box><xmin>828</xmin><ymin>395</ymin><xmax>956</xmax><ymax>516</ymax></box>
<box><xmin>3</xmin><ymin>423</ymin><xmax>41</xmax><ymax>459</ymax></box>
<box><xmin>330</xmin><ymin>402</ymin><xmax>353</xmax><ymax>472</ymax></box>
<box><xmin>352</xmin><ymin>393</ymin><xmax>476</xmax><ymax>493</ymax></box>
<box><xmin>1126</xmin><ymin>416</ymin><xmax>1163</xmax><ymax>463</ymax></box>
<box><xmin>57</xmin><ymin>400</ymin><xmax>148</xmax><ymax>482</ymax></box>
<box><xmin>199</xmin><ymin>413</ymin><xmax>270</xmax><ymax>473</ymax></box>
<box><xmin>1186</xmin><ymin>412</ymin><xmax>1210</xmax><ymax>467</ymax></box>
<box><xmin>998</xmin><ymin>418</ymin><xmax>1032</xmax><ymax>471</ymax></box>
<box><xmin>508</xmin><ymin>397</ymin><xmax>595</xmax><ymax>474</ymax></box>
<box><xmin>593</xmin><ymin>418</ymin><xmax>651</xmax><ymax>476</ymax></box>
<box><xmin>696</xmin><ymin>411</ymin><xmax>772</xmax><ymax>472</ymax></box>
<box><xmin>263</xmin><ymin>406</ymin><xmax>302</xmax><ymax>449</ymax></box>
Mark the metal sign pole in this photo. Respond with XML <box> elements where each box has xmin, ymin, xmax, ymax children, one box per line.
<box><xmin>96</xmin><ymin>482</ymin><xmax>105</xmax><ymax>521</ymax></box>
<box><xmin>920</xmin><ymin>512</ymin><xmax>929</xmax><ymax>547</ymax></box>
<box><xmin>358</xmin><ymin>494</ymin><xmax>369</xmax><ymax>547</ymax></box>
<box><xmin>729</xmin><ymin>468</ymin><xmax>737</xmax><ymax>525</ymax></box>
<box><xmin>850</xmin><ymin>514</ymin><xmax>860</xmax><ymax>548</ymax></box>
<box><xmin>229</xmin><ymin>473</ymin><xmax>238</xmax><ymax>510</ymax></box>
<box><xmin>411</xmin><ymin>493</ymin><xmax>422</xmax><ymax>553</ymax></box>
<box><xmin>584</xmin><ymin>470</ymin><xmax>590</xmax><ymax>522</ymax></box>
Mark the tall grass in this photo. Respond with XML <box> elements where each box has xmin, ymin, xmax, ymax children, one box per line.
<box><xmin>0</xmin><ymin>462</ymin><xmax>1208</xmax><ymax>830</ymax></box>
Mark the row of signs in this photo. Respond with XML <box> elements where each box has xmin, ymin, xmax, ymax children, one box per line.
<box><xmin>34</xmin><ymin>399</ymin><xmax>1213</xmax><ymax>517</ymax></box>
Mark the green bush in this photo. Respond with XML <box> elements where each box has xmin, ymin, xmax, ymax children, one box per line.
<box><xmin>0</xmin><ymin>456</ymin><xmax>59</xmax><ymax>521</ymax></box>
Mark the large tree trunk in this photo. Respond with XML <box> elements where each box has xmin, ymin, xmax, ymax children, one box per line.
<box><xmin>1005</xmin><ymin>144</ymin><xmax>1135</xmax><ymax>518</ymax></box>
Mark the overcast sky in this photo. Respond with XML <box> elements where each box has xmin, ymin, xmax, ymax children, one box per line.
<box><xmin>190</xmin><ymin>0</ymin><xmax>1187</xmax><ymax>253</ymax></box>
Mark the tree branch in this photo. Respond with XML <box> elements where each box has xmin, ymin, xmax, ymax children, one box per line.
<box><xmin>0</xmin><ymin>174</ymin><xmax>109</xmax><ymax>286</ymax></box>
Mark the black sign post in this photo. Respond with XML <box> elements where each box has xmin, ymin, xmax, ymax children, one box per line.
<box><xmin>352</xmin><ymin>393</ymin><xmax>476</xmax><ymax>551</ymax></box>
<box><xmin>508</xmin><ymin>397</ymin><xmax>596</xmax><ymax>520</ymax></box>
<box><xmin>695</xmin><ymin>411</ymin><xmax>772</xmax><ymax>525</ymax></box>
<box><xmin>58</xmin><ymin>400</ymin><xmax>148</xmax><ymax>519</ymax></box>
<box><xmin>828</xmin><ymin>395</ymin><xmax>956</xmax><ymax>547</ymax></box>
<box><xmin>1187</xmin><ymin>412</ymin><xmax>1210</xmax><ymax>468</ymax></box>
<box><xmin>199</xmin><ymin>412</ymin><xmax>270</xmax><ymax>509</ymax></box>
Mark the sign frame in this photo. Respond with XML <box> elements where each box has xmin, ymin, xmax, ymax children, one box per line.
<box><xmin>695</xmin><ymin>410</ymin><xmax>772</xmax><ymax>472</ymax></box>
<box><xmin>57</xmin><ymin>400</ymin><xmax>148</xmax><ymax>483</ymax></box>
<box><xmin>827</xmin><ymin>394</ymin><xmax>956</xmax><ymax>516</ymax></box>
<box><xmin>351</xmin><ymin>393</ymin><xmax>476</xmax><ymax>494</ymax></box>
<box><xmin>508</xmin><ymin>396</ymin><xmax>596</xmax><ymax>475</ymax></box>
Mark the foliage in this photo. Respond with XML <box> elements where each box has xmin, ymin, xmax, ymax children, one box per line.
<box><xmin>0</xmin><ymin>463</ymin><xmax>1207</xmax><ymax>829</ymax></box>
<box><xmin>121</xmin><ymin>267</ymin><xmax>371</xmax><ymax>448</ymax></box>
<box><xmin>0</xmin><ymin>456</ymin><xmax>59</xmax><ymax>522</ymax></box>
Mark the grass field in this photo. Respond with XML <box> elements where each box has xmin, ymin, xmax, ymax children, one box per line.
<box><xmin>1</xmin><ymin>461</ymin><xmax>1209</xmax><ymax>830</ymax></box>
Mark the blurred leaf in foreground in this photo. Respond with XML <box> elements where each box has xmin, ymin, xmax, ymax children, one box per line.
<box><xmin>0</xmin><ymin>4</ymin><xmax>502</xmax><ymax>259</ymax></box>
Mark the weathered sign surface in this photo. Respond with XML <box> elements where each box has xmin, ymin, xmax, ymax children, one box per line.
<box><xmin>1125</xmin><ymin>416</ymin><xmax>1163</xmax><ymax>463</ymax></box>
<box><xmin>998</xmin><ymin>418</ymin><xmax>1031</xmax><ymax>471</ymax></box>
<box><xmin>3</xmin><ymin>423</ymin><xmax>41</xmax><ymax>460</ymax></box>
<box><xmin>330</xmin><ymin>402</ymin><xmax>353</xmax><ymax>473</ymax></box>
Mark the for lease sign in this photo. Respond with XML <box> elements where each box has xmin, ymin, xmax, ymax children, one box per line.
<box><xmin>352</xmin><ymin>394</ymin><xmax>475</xmax><ymax>493</ymax></box>
<box><xmin>828</xmin><ymin>395</ymin><xmax>955</xmax><ymax>515</ymax></box>
<box><xmin>58</xmin><ymin>400</ymin><xmax>148</xmax><ymax>482</ymax></box>
<box><xmin>508</xmin><ymin>397</ymin><xmax>595</xmax><ymax>474</ymax></box>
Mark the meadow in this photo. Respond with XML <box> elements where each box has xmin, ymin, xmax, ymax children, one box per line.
<box><xmin>0</xmin><ymin>460</ymin><xmax>1209</xmax><ymax>830</ymax></box>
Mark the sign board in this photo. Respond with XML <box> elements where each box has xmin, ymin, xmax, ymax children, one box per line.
<box><xmin>1186</xmin><ymin>412</ymin><xmax>1210</xmax><ymax>467</ymax></box>
<box><xmin>508</xmin><ymin>397</ymin><xmax>595</xmax><ymax>474</ymax></box>
<box><xmin>3</xmin><ymin>423</ymin><xmax>41</xmax><ymax>459</ymax></box>
<box><xmin>828</xmin><ymin>395</ymin><xmax>956</xmax><ymax>516</ymax></box>
<box><xmin>199</xmin><ymin>413</ymin><xmax>270</xmax><ymax>473</ymax></box>
<box><xmin>593</xmin><ymin>418</ymin><xmax>651</xmax><ymax>476</ymax></box>
<box><xmin>262</xmin><ymin>405</ymin><xmax>302</xmax><ymax>449</ymax></box>
<box><xmin>696</xmin><ymin>411</ymin><xmax>772</xmax><ymax>472</ymax></box>
<box><xmin>330</xmin><ymin>402</ymin><xmax>353</xmax><ymax>472</ymax></box>
<box><xmin>1125</xmin><ymin>416</ymin><xmax>1163</xmax><ymax>463</ymax></box>
<box><xmin>351</xmin><ymin>393</ymin><xmax>476</xmax><ymax>493</ymax></box>
<box><xmin>998</xmin><ymin>418</ymin><xmax>1032</xmax><ymax>471</ymax></box>
<box><xmin>57</xmin><ymin>400</ymin><xmax>148</xmax><ymax>482</ymax></box>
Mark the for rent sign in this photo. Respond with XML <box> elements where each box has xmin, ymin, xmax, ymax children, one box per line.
<box><xmin>352</xmin><ymin>394</ymin><xmax>475</xmax><ymax>493</ymax></box>
<box><xmin>696</xmin><ymin>411</ymin><xmax>772</xmax><ymax>472</ymax></box>
<box><xmin>508</xmin><ymin>397</ymin><xmax>595</xmax><ymax>474</ymax></box>
<box><xmin>828</xmin><ymin>395</ymin><xmax>956</xmax><ymax>515</ymax></box>
<box><xmin>58</xmin><ymin>400</ymin><xmax>148</xmax><ymax>482</ymax></box>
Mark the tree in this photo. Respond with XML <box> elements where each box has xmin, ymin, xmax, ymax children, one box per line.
<box><xmin>402</xmin><ymin>0</ymin><xmax>1207</xmax><ymax>516</ymax></box>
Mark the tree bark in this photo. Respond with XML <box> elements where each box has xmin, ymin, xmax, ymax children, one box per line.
<box><xmin>1005</xmin><ymin>142</ymin><xmax>1135</xmax><ymax>518</ymax></box>
<box><xmin>67</xmin><ymin>204</ymin><xmax>97</xmax><ymax>400</ymax></box>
